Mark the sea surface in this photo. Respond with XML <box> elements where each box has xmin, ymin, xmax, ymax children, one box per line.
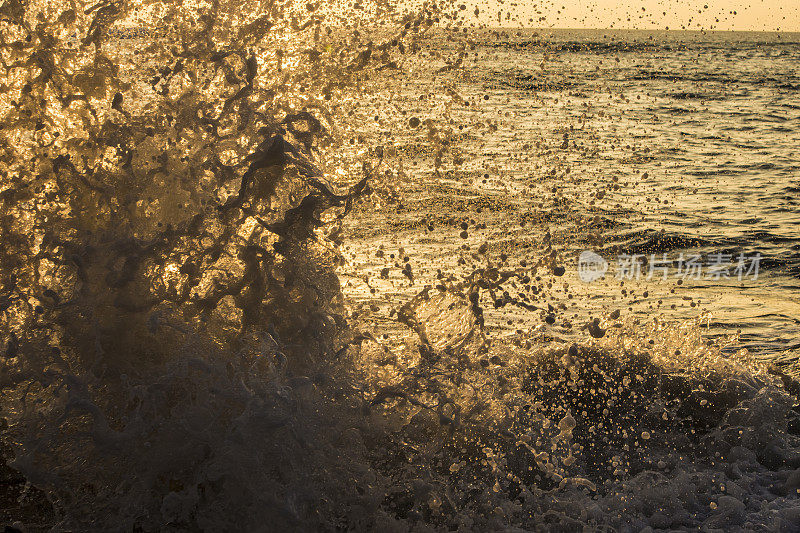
<box><xmin>343</xmin><ymin>28</ymin><xmax>800</xmax><ymax>372</ymax></box>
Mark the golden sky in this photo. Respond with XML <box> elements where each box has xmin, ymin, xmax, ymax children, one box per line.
<box><xmin>424</xmin><ymin>1</ymin><xmax>800</xmax><ymax>31</ymax></box>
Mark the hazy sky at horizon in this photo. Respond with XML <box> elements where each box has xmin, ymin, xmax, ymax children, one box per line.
<box><xmin>427</xmin><ymin>1</ymin><xmax>800</xmax><ymax>32</ymax></box>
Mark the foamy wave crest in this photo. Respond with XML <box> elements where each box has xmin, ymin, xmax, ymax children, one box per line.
<box><xmin>0</xmin><ymin>0</ymin><xmax>435</xmax><ymax>529</ymax></box>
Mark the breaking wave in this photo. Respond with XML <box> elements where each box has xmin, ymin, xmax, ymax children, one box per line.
<box><xmin>1</xmin><ymin>2</ymin><xmax>800</xmax><ymax>532</ymax></box>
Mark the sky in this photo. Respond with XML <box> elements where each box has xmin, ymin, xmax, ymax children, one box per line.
<box><xmin>427</xmin><ymin>0</ymin><xmax>800</xmax><ymax>32</ymax></box>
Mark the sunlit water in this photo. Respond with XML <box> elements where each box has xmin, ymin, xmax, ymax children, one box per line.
<box><xmin>343</xmin><ymin>29</ymin><xmax>800</xmax><ymax>368</ymax></box>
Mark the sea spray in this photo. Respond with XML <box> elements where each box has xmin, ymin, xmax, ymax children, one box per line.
<box><xmin>0</xmin><ymin>0</ymin><xmax>434</xmax><ymax>529</ymax></box>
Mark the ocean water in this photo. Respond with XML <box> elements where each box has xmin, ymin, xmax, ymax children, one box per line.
<box><xmin>342</xmin><ymin>28</ymin><xmax>800</xmax><ymax>367</ymax></box>
<box><xmin>2</xmin><ymin>3</ymin><xmax>800</xmax><ymax>532</ymax></box>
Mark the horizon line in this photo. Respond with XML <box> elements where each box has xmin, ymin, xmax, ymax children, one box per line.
<box><xmin>479</xmin><ymin>27</ymin><xmax>800</xmax><ymax>33</ymax></box>
<box><xmin>482</xmin><ymin>26</ymin><xmax>800</xmax><ymax>33</ymax></box>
